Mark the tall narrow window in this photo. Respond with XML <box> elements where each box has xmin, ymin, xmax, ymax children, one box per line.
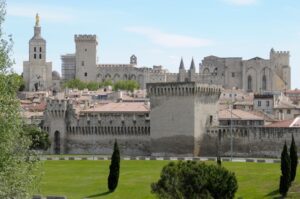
<box><xmin>262</xmin><ymin>75</ymin><xmax>267</xmax><ymax>90</ymax></box>
<box><xmin>34</xmin><ymin>54</ymin><xmax>36</xmax><ymax>59</ymax></box>
<box><xmin>34</xmin><ymin>47</ymin><xmax>36</xmax><ymax>52</ymax></box>
<box><xmin>84</xmin><ymin>72</ymin><xmax>87</xmax><ymax>77</ymax></box>
<box><xmin>39</xmin><ymin>47</ymin><xmax>42</xmax><ymax>52</ymax></box>
<box><xmin>39</xmin><ymin>54</ymin><xmax>42</xmax><ymax>59</ymax></box>
<box><xmin>247</xmin><ymin>75</ymin><xmax>252</xmax><ymax>91</ymax></box>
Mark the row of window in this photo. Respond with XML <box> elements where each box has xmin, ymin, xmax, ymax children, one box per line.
<box><xmin>257</xmin><ymin>100</ymin><xmax>270</xmax><ymax>107</ymax></box>
<box><xmin>34</xmin><ymin>47</ymin><xmax>42</xmax><ymax>52</ymax></box>
<box><xmin>33</xmin><ymin>54</ymin><xmax>42</xmax><ymax>59</ymax></box>
<box><xmin>248</xmin><ymin>75</ymin><xmax>267</xmax><ymax>91</ymax></box>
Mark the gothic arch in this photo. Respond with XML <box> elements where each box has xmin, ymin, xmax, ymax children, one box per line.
<box><xmin>247</xmin><ymin>75</ymin><xmax>252</xmax><ymax>92</ymax></box>
<box><xmin>113</xmin><ymin>73</ymin><xmax>120</xmax><ymax>82</ymax></box>
<box><xmin>105</xmin><ymin>74</ymin><xmax>111</xmax><ymax>80</ymax></box>
<box><xmin>203</xmin><ymin>68</ymin><xmax>210</xmax><ymax>74</ymax></box>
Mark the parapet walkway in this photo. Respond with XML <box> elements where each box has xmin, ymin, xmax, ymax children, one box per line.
<box><xmin>38</xmin><ymin>156</ymin><xmax>281</xmax><ymax>163</ymax></box>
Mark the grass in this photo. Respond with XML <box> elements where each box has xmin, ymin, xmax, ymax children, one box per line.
<box><xmin>38</xmin><ymin>160</ymin><xmax>300</xmax><ymax>199</ymax></box>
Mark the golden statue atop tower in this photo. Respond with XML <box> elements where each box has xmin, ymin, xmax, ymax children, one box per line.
<box><xmin>35</xmin><ymin>13</ymin><xmax>40</xmax><ymax>26</ymax></box>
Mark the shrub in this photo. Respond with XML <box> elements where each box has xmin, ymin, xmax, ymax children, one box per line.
<box><xmin>151</xmin><ymin>161</ymin><xmax>238</xmax><ymax>199</ymax></box>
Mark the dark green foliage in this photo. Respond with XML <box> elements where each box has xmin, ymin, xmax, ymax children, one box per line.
<box><xmin>108</xmin><ymin>140</ymin><xmax>120</xmax><ymax>192</ymax></box>
<box><xmin>217</xmin><ymin>156</ymin><xmax>222</xmax><ymax>166</ymax></box>
<box><xmin>290</xmin><ymin>134</ymin><xmax>298</xmax><ymax>182</ymax></box>
<box><xmin>113</xmin><ymin>80</ymin><xmax>139</xmax><ymax>92</ymax></box>
<box><xmin>22</xmin><ymin>124</ymin><xmax>51</xmax><ymax>150</ymax></box>
<box><xmin>279</xmin><ymin>142</ymin><xmax>291</xmax><ymax>197</ymax></box>
<box><xmin>151</xmin><ymin>161</ymin><xmax>238</xmax><ymax>199</ymax></box>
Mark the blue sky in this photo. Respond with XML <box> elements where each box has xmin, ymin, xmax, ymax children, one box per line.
<box><xmin>4</xmin><ymin>0</ymin><xmax>300</xmax><ymax>88</ymax></box>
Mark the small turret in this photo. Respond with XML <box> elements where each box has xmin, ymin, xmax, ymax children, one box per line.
<box><xmin>178</xmin><ymin>57</ymin><xmax>187</xmax><ymax>82</ymax></box>
<box><xmin>130</xmin><ymin>54</ymin><xmax>137</xmax><ymax>65</ymax></box>
<box><xmin>179</xmin><ymin>57</ymin><xmax>185</xmax><ymax>70</ymax></box>
<box><xmin>190</xmin><ymin>57</ymin><xmax>195</xmax><ymax>70</ymax></box>
<box><xmin>189</xmin><ymin>58</ymin><xmax>196</xmax><ymax>81</ymax></box>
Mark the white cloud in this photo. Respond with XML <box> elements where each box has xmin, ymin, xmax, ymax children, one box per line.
<box><xmin>125</xmin><ymin>26</ymin><xmax>213</xmax><ymax>48</ymax></box>
<box><xmin>223</xmin><ymin>0</ymin><xmax>258</xmax><ymax>6</ymax></box>
<box><xmin>7</xmin><ymin>3</ymin><xmax>76</xmax><ymax>23</ymax></box>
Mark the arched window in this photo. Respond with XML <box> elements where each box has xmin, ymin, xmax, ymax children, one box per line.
<box><xmin>262</xmin><ymin>75</ymin><xmax>267</xmax><ymax>90</ymax></box>
<box><xmin>247</xmin><ymin>75</ymin><xmax>252</xmax><ymax>91</ymax></box>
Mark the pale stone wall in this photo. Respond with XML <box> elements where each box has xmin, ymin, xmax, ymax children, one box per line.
<box><xmin>204</xmin><ymin>127</ymin><xmax>300</xmax><ymax>158</ymax></box>
<box><xmin>147</xmin><ymin>82</ymin><xmax>221</xmax><ymax>156</ymax></box>
<box><xmin>75</xmin><ymin>35</ymin><xmax>97</xmax><ymax>82</ymax></box>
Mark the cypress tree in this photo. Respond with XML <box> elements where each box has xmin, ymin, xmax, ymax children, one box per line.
<box><xmin>290</xmin><ymin>134</ymin><xmax>298</xmax><ymax>182</ymax></box>
<box><xmin>108</xmin><ymin>140</ymin><xmax>120</xmax><ymax>192</ymax></box>
<box><xmin>279</xmin><ymin>142</ymin><xmax>291</xmax><ymax>197</ymax></box>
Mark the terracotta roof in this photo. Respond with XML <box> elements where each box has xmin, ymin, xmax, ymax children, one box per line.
<box><xmin>218</xmin><ymin>109</ymin><xmax>264</xmax><ymax>121</ymax></box>
<box><xmin>81</xmin><ymin>102</ymin><xmax>150</xmax><ymax>113</ymax></box>
<box><xmin>265</xmin><ymin>117</ymin><xmax>300</xmax><ymax>128</ymax></box>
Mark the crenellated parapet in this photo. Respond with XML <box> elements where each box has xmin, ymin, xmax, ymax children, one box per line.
<box><xmin>45</xmin><ymin>98</ymin><xmax>69</xmax><ymax>118</ymax></box>
<box><xmin>74</xmin><ymin>34</ymin><xmax>97</xmax><ymax>42</ymax></box>
<box><xmin>146</xmin><ymin>82</ymin><xmax>222</xmax><ymax>97</ymax></box>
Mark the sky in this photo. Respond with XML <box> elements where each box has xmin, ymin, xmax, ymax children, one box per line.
<box><xmin>4</xmin><ymin>0</ymin><xmax>300</xmax><ymax>88</ymax></box>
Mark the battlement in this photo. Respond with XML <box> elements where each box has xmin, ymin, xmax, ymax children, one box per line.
<box><xmin>274</xmin><ymin>50</ymin><xmax>289</xmax><ymax>55</ymax></box>
<box><xmin>46</xmin><ymin>98</ymin><xmax>69</xmax><ymax>114</ymax></box>
<box><xmin>74</xmin><ymin>34</ymin><xmax>97</xmax><ymax>42</ymax></box>
<box><xmin>270</xmin><ymin>48</ymin><xmax>290</xmax><ymax>57</ymax></box>
<box><xmin>146</xmin><ymin>82</ymin><xmax>222</xmax><ymax>96</ymax></box>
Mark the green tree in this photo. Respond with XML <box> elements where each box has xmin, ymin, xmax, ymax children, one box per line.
<box><xmin>279</xmin><ymin>142</ymin><xmax>291</xmax><ymax>197</ymax></box>
<box><xmin>0</xmin><ymin>1</ymin><xmax>40</xmax><ymax>197</ymax></box>
<box><xmin>86</xmin><ymin>81</ymin><xmax>99</xmax><ymax>91</ymax></box>
<box><xmin>108</xmin><ymin>140</ymin><xmax>120</xmax><ymax>192</ymax></box>
<box><xmin>113</xmin><ymin>80</ymin><xmax>140</xmax><ymax>92</ymax></box>
<box><xmin>290</xmin><ymin>134</ymin><xmax>298</xmax><ymax>182</ymax></box>
<box><xmin>22</xmin><ymin>124</ymin><xmax>51</xmax><ymax>150</ymax></box>
<box><xmin>151</xmin><ymin>161</ymin><xmax>238</xmax><ymax>199</ymax></box>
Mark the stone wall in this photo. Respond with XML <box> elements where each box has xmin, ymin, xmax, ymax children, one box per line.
<box><xmin>202</xmin><ymin>127</ymin><xmax>300</xmax><ymax>158</ymax></box>
<box><xmin>147</xmin><ymin>82</ymin><xmax>221</xmax><ymax>156</ymax></box>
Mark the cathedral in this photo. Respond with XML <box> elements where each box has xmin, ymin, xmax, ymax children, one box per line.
<box><xmin>23</xmin><ymin>14</ymin><xmax>59</xmax><ymax>92</ymax></box>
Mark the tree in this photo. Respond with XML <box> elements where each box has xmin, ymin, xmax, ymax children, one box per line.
<box><xmin>151</xmin><ymin>161</ymin><xmax>238</xmax><ymax>199</ymax></box>
<box><xmin>22</xmin><ymin>124</ymin><xmax>51</xmax><ymax>150</ymax></box>
<box><xmin>217</xmin><ymin>156</ymin><xmax>222</xmax><ymax>166</ymax></box>
<box><xmin>290</xmin><ymin>134</ymin><xmax>298</xmax><ymax>182</ymax></box>
<box><xmin>108</xmin><ymin>140</ymin><xmax>120</xmax><ymax>192</ymax></box>
<box><xmin>113</xmin><ymin>80</ymin><xmax>139</xmax><ymax>92</ymax></box>
<box><xmin>279</xmin><ymin>142</ymin><xmax>291</xmax><ymax>197</ymax></box>
<box><xmin>0</xmin><ymin>1</ymin><xmax>40</xmax><ymax>197</ymax></box>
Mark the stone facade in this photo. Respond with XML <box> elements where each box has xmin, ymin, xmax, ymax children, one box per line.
<box><xmin>147</xmin><ymin>82</ymin><xmax>221</xmax><ymax>156</ymax></box>
<box><xmin>42</xmin><ymin>98</ymin><xmax>151</xmax><ymax>155</ymax></box>
<box><xmin>61</xmin><ymin>33</ymin><xmax>291</xmax><ymax>93</ymax></box>
<box><xmin>23</xmin><ymin>14</ymin><xmax>61</xmax><ymax>92</ymax></box>
<box><xmin>204</xmin><ymin>126</ymin><xmax>300</xmax><ymax>158</ymax></box>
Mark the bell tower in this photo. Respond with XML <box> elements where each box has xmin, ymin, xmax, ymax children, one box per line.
<box><xmin>23</xmin><ymin>14</ymin><xmax>52</xmax><ymax>91</ymax></box>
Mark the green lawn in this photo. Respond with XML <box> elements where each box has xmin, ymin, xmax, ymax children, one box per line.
<box><xmin>39</xmin><ymin>160</ymin><xmax>300</xmax><ymax>199</ymax></box>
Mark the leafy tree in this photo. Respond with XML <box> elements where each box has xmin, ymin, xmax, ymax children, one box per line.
<box><xmin>290</xmin><ymin>134</ymin><xmax>298</xmax><ymax>182</ymax></box>
<box><xmin>151</xmin><ymin>161</ymin><xmax>238</xmax><ymax>199</ymax></box>
<box><xmin>22</xmin><ymin>124</ymin><xmax>51</xmax><ymax>150</ymax></box>
<box><xmin>0</xmin><ymin>1</ymin><xmax>40</xmax><ymax>197</ymax></box>
<box><xmin>108</xmin><ymin>140</ymin><xmax>120</xmax><ymax>192</ymax></box>
<box><xmin>279</xmin><ymin>142</ymin><xmax>291</xmax><ymax>197</ymax></box>
<box><xmin>113</xmin><ymin>80</ymin><xmax>139</xmax><ymax>92</ymax></box>
<box><xmin>63</xmin><ymin>78</ymin><xmax>86</xmax><ymax>90</ymax></box>
<box><xmin>86</xmin><ymin>81</ymin><xmax>99</xmax><ymax>91</ymax></box>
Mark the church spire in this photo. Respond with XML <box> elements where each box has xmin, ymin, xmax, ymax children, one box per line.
<box><xmin>190</xmin><ymin>57</ymin><xmax>195</xmax><ymax>69</ymax></box>
<box><xmin>179</xmin><ymin>57</ymin><xmax>185</xmax><ymax>70</ymax></box>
